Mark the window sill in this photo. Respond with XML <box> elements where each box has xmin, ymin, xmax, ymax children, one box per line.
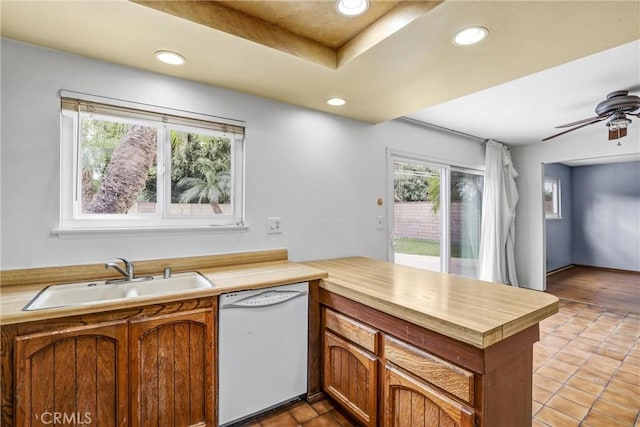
<box><xmin>52</xmin><ymin>224</ymin><xmax>250</xmax><ymax>239</ymax></box>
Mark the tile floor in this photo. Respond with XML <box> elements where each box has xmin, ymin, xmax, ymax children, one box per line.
<box><xmin>245</xmin><ymin>399</ymin><xmax>353</xmax><ymax>427</ymax></box>
<box><xmin>533</xmin><ymin>299</ymin><xmax>640</xmax><ymax>426</ymax></box>
<box><xmin>248</xmin><ymin>299</ymin><xmax>640</xmax><ymax>427</ymax></box>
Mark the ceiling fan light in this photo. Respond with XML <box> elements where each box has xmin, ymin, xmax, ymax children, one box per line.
<box><xmin>607</xmin><ymin>117</ymin><xmax>631</xmax><ymax>130</ymax></box>
<box><xmin>336</xmin><ymin>0</ymin><xmax>369</xmax><ymax>17</ymax></box>
<box><xmin>453</xmin><ymin>27</ymin><xmax>488</xmax><ymax>46</ymax></box>
<box><xmin>154</xmin><ymin>50</ymin><xmax>186</xmax><ymax>65</ymax></box>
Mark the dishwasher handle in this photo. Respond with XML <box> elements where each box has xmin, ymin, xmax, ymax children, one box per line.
<box><xmin>220</xmin><ymin>289</ymin><xmax>308</xmax><ymax>309</ymax></box>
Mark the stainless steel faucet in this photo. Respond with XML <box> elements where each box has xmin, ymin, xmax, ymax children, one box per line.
<box><xmin>105</xmin><ymin>257</ymin><xmax>135</xmax><ymax>280</ymax></box>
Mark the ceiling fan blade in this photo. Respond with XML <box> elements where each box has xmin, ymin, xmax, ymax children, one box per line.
<box><xmin>542</xmin><ymin>117</ymin><xmax>606</xmax><ymax>142</ymax></box>
<box><xmin>609</xmin><ymin>127</ymin><xmax>628</xmax><ymax>140</ymax></box>
<box><xmin>628</xmin><ymin>112</ymin><xmax>640</xmax><ymax>117</ymax></box>
<box><xmin>555</xmin><ymin>115</ymin><xmax>607</xmax><ymax>128</ymax></box>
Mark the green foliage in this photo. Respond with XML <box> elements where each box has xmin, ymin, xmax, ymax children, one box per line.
<box><xmin>177</xmin><ymin>160</ymin><xmax>231</xmax><ymax>205</ymax></box>
<box><xmin>80</xmin><ymin>116</ymin><xmax>232</xmax><ymax>207</ymax></box>
<box><xmin>80</xmin><ymin>118</ymin><xmax>131</xmax><ymax>202</ymax></box>
<box><xmin>427</xmin><ymin>175</ymin><xmax>440</xmax><ymax>213</ymax></box>
<box><xmin>171</xmin><ymin>131</ymin><xmax>231</xmax><ymax>204</ymax></box>
<box><xmin>394</xmin><ymin>162</ymin><xmax>433</xmax><ymax>202</ymax></box>
<box><xmin>394</xmin><ymin>161</ymin><xmax>482</xmax><ymax>214</ymax></box>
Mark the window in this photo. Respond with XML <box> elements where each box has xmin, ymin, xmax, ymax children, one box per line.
<box><xmin>58</xmin><ymin>92</ymin><xmax>245</xmax><ymax>233</ymax></box>
<box><xmin>544</xmin><ymin>177</ymin><xmax>561</xmax><ymax>219</ymax></box>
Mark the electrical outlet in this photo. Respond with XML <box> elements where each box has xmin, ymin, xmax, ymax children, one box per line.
<box><xmin>266</xmin><ymin>217</ymin><xmax>283</xmax><ymax>234</ymax></box>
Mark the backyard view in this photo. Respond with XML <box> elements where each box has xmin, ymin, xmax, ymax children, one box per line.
<box><xmin>394</xmin><ymin>237</ymin><xmax>468</xmax><ymax>257</ymax></box>
<box><xmin>79</xmin><ymin>115</ymin><xmax>232</xmax><ymax>217</ymax></box>
<box><xmin>393</xmin><ymin>160</ymin><xmax>483</xmax><ymax>278</ymax></box>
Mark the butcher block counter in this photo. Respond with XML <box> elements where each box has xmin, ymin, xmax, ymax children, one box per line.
<box><xmin>306</xmin><ymin>256</ymin><xmax>559</xmax><ymax>427</ymax></box>
<box><xmin>0</xmin><ymin>249</ymin><xmax>327</xmax><ymax>325</ymax></box>
<box><xmin>307</xmin><ymin>256</ymin><xmax>559</xmax><ymax>349</ymax></box>
<box><xmin>1</xmin><ymin>251</ymin><xmax>559</xmax><ymax>427</ymax></box>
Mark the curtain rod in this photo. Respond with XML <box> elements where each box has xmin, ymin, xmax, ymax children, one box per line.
<box><xmin>397</xmin><ymin>116</ymin><xmax>509</xmax><ymax>147</ymax></box>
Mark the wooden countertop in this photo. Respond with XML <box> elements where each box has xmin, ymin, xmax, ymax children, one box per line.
<box><xmin>0</xmin><ymin>260</ymin><xmax>327</xmax><ymax>325</ymax></box>
<box><xmin>1</xmin><ymin>251</ymin><xmax>558</xmax><ymax>350</ymax></box>
<box><xmin>306</xmin><ymin>257</ymin><xmax>559</xmax><ymax>349</ymax></box>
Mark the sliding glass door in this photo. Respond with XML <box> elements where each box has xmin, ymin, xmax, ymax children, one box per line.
<box><xmin>390</xmin><ymin>154</ymin><xmax>483</xmax><ymax>278</ymax></box>
<box><xmin>449</xmin><ymin>169</ymin><xmax>483</xmax><ymax>277</ymax></box>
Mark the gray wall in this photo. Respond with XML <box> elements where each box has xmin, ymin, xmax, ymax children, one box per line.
<box><xmin>544</xmin><ymin>163</ymin><xmax>572</xmax><ymax>272</ymax></box>
<box><xmin>512</xmin><ymin>141</ymin><xmax>639</xmax><ymax>290</ymax></box>
<box><xmin>0</xmin><ymin>39</ymin><xmax>485</xmax><ymax>269</ymax></box>
<box><xmin>572</xmin><ymin>161</ymin><xmax>640</xmax><ymax>271</ymax></box>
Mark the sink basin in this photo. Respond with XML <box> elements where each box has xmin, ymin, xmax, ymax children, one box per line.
<box><xmin>125</xmin><ymin>273</ymin><xmax>213</xmax><ymax>297</ymax></box>
<box><xmin>23</xmin><ymin>272</ymin><xmax>214</xmax><ymax>311</ymax></box>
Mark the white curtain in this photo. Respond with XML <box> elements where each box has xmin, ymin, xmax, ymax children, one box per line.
<box><xmin>477</xmin><ymin>140</ymin><xmax>519</xmax><ymax>286</ymax></box>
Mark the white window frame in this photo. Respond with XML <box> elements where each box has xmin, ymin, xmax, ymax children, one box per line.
<box><xmin>544</xmin><ymin>177</ymin><xmax>562</xmax><ymax>219</ymax></box>
<box><xmin>386</xmin><ymin>149</ymin><xmax>485</xmax><ymax>275</ymax></box>
<box><xmin>56</xmin><ymin>91</ymin><xmax>246</xmax><ymax>236</ymax></box>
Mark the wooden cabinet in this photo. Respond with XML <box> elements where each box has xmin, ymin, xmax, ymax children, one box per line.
<box><xmin>323</xmin><ymin>308</ymin><xmax>378</xmax><ymax>426</ymax></box>
<box><xmin>317</xmin><ymin>289</ymin><xmax>541</xmax><ymax>427</ymax></box>
<box><xmin>130</xmin><ymin>308</ymin><xmax>214</xmax><ymax>427</ymax></box>
<box><xmin>323</xmin><ymin>331</ymin><xmax>377</xmax><ymax>427</ymax></box>
<box><xmin>384</xmin><ymin>336</ymin><xmax>474</xmax><ymax>405</ymax></box>
<box><xmin>322</xmin><ymin>307</ymin><xmax>475</xmax><ymax>427</ymax></box>
<box><xmin>382</xmin><ymin>363</ymin><xmax>474</xmax><ymax>427</ymax></box>
<box><xmin>6</xmin><ymin>299</ymin><xmax>216</xmax><ymax>427</ymax></box>
<box><xmin>14</xmin><ymin>320</ymin><xmax>129</xmax><ymax>426</ymax></box>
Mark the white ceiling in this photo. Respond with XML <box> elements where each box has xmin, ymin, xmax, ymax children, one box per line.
<box><xmin>1</xmin><ymin>1</ymin><xmax>639</xmax><ymax>145</ymax></box>
<box><xmin>406</xmin><ymin>40</ymin><xmax>640</xmax><ymax>145</ymax></box>
<box><xmin>560</xmin><ymin>153</ymin><xmax>640</xmax><ymax>167</ymax></box>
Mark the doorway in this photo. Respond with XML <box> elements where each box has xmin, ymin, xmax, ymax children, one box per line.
<box><xmin>542</xmin><ymin>154</ymin><xmax>640</xmax><ymax>289</ymax></box>
<box><xmin>389</xmin><ymin>153</ymin><xmax>483</xmax><ymax>278</ymax></box>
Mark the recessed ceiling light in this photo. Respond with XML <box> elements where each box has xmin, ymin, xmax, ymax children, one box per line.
<box><xmin>327</xmin><ymin>97</ymin><xmax>346</xmax><ymax>106</ymax></box>
<box><xmin>453</xmin><ymin>27</ymin><xmax>488</xmax><ymax>46</ymax></box>
<box><xmin>336</xmin><ymin>0</ymin><xmax>369</xmax><ymax>17</ymax></box>
<box><xmin>154</xmin><ymin>50</ymin><xmax>186</xmax><ymax>65</ymax></box>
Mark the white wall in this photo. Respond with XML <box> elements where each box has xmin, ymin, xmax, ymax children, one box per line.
<box><xmin>511</xmin><ymin>131</ymin><xmax>640</xmax><ymax>290</ymax></box>
<box><xmin>0</xmin><ymin>39</ymin><xmax>484</xmax><ymax>269</ymax></box>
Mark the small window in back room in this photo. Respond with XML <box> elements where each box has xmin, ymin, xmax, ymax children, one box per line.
<box><xmin>58</xmin><ymin>92</ymin><xmax>245</xmax><ymax>232</ymax></box>
<box><xmin>544</xmin><ymin>177</ymin><xmax>561</xmax><ymax>219</ymax></box>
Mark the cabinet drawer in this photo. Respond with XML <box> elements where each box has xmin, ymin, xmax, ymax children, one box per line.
<box><xmin>384</xmin><ymin>335</ymin><xmax>474</xmax><ymax>404</ymax></box>
<box><xmin>325</xmin><ymin>308</ymin><xmax>378</xmax><ymax>354</ymax></box>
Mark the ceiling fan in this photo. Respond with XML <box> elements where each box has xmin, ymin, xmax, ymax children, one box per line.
<box><xmin>542</xmin><ymin>90</ymin><xmax>640</xmax><ymax>142</ymax></box>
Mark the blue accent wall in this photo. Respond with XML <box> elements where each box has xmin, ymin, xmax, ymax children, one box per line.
<box><xmin>545</xmin><ymin>163</ymin><xmax>572</xmax><ymax>272</ymax></box>
<box><xmin>572</xmin><ymin>161</ymin><xmax>640</xmax><ymax>271</ymax></box>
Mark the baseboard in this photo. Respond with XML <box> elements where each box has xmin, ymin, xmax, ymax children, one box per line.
<box><xmin>306</xmin><ymin>391</ymin><xmax>327</xmax><ymax>404</ymax></box>
<box><xmin>546</xmin><ymin>265</ymin><xmax>575</xmax><ymax>276</ymax></box>
<box><xmin>574</xmin><ymin>264</ymin><xmax>640</xmax><ymax>275</ymax></box>
<box><xmin>547</xmin><ymin>264</ymin><xmax>640</xmax><ymax>276</ymax></box>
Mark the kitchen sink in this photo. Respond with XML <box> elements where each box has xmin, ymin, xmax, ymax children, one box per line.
<box><xmin>23</xmin><ymin>272</ymin><xmax>214</xmax><ymax>311</ymax></box>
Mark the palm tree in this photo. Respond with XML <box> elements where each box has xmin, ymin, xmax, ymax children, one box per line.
<box><xmin>86</xmin><ymin>125</ymin><xmax>157</xmax><ymax>214</ymax></box>
<box><xmin>177</xmin><ymin>158</ymin><xmax>230</xmax><ymax>214</ymax></box>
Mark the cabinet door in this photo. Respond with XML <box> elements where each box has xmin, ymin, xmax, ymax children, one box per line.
<box><xmin>324</xmin><ymin>331</ymin><xmax>377</xmax><ymax>427</ymax></box>
<box><xmin>129</xmin><ymin>308</ymin><xmax>214</xmax><ymax>427</ymax></box>
<box><xmin>14</xmin><ymin>320</ymin><xmax>128</xmax><ymax>426</ymax></box>
<box><xmin>382</xmin><ymin>363</ymin><xmax>474</xmax><ymax>427</ymax></box>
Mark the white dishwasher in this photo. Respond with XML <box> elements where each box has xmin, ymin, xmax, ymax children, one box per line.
<box><xmin>218</xmin><ymin>282</ymin><xmax>309</xmax><ymax>426</ymax></box>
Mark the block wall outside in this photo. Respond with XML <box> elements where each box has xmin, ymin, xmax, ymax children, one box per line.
<box><xmin>394</xmin><ymin>202</ymin><xmax>469</xmax><ymax>243</ymax></box>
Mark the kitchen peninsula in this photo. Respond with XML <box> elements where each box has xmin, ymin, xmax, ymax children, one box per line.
<box><xmin>305</xmin><ymin>257</ymin><xmax>559</xmax><ymax>427</ymax></box>
<box><xmin>1</xmin><ymin>250</ymin><xmax>558</xmax><ymax>426</ymax></box>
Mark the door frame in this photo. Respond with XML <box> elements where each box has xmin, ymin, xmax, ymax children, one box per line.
<box><xmin>386</xmin><ymin>148</ymin><xmax>484</xmax><ymax>274</ymax></box>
